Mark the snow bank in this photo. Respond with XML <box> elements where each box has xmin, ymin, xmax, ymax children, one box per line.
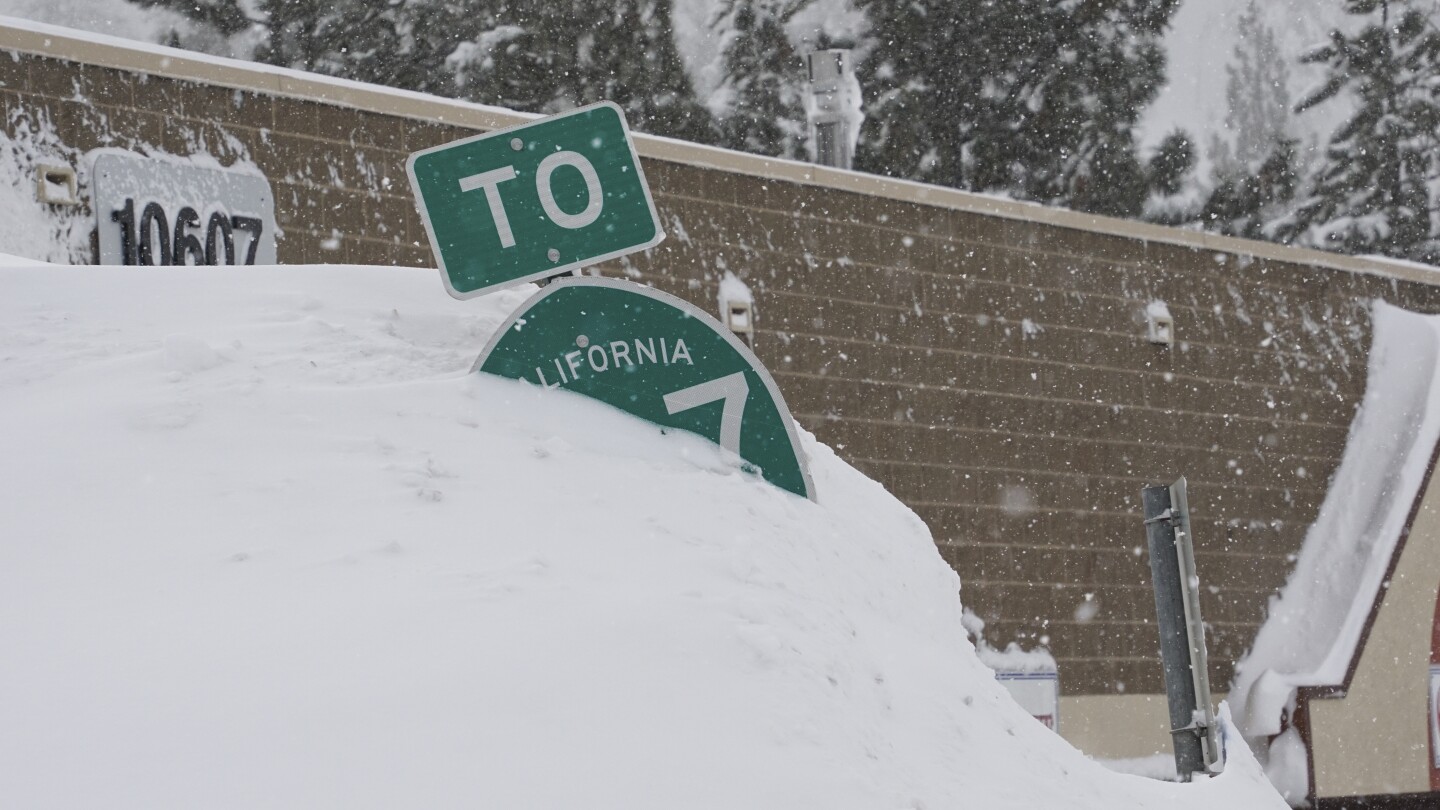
<box><xmin>1230</xmin><ymin>301</ymin><xmax>1440</xmax><ymax>785</ymax></box>
<box><xmin>0</xmin><ymin>113</ymin><xmax>91</xmax><ymax>264</ymax></box>
<box><xmin>0</xmin><ymin>263</ymin><xmax>1285</xmax><ymax>808</ymax></box>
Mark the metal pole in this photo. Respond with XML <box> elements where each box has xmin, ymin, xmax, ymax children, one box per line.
<box><xmin>1141</xmin><ymin>482</ymin><xmax>1206</xmax><ymax>780</ymax></box>
<box><xmin>1169</xmin><ymin>478</ymin><xmax>1220</xmax><ymax>772</ymax></box>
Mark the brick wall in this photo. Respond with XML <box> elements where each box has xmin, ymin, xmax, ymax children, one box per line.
<box><xmin>5</xmin><ymin>29</ymin><xmax>1437</xmax><ymax>696</ymax></box>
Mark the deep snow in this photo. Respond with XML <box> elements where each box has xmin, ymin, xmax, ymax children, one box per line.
<box><xmin>0</xmin><ymin>262</ymin><xmax>1287</xmax><ymax>808</ymax></box>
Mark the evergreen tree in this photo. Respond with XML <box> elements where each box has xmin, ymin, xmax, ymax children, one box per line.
<box><xmin>448</xmin><ymin>0</ymin><xmax>715</xmax><ymax>142</ymax></box>
<box><xmin>130</xmin><ymin>0</ymin><xmax>254</xmax><ymax>38</ymax></box>
<box><xmin>1142</xmin><ymin>130</ymin><xmax>1199</xmax><ymax>226</ymax></box>
<box><xmin>128</xmin><ymin>0</ymin><xmax>716</xmax><ymax>143</ymax></box>
<box><xmin>713</xmin><ymin>0</ymin><xmax>807</xmax><ymax>159</ymax></box>
<box><xmin>1201</xmin><ymin>138</ymin><xmax>1298</xmax><ymax>239</ymax></box>
<box><xmin>1223</xmin><ymin>0</ymin><xmax>1291</xmax><ymax>170</ymax></box>
<box><xmin>1194</xmin><ymin>0</ymin><xmax>1297</xmax><ymax>240</ymax></box>
<box><xmin>1272</xmin><ymin>0</ymin><xmax>1440</xmax><ymax>263</ymax></box>
<box><xmin>1148</xmin><ymin>130</ymin><xmax>1194</xmax><ymax>197</ymax></box>
<box><xmin>856</xmin><ymin>0</ymin><xmax>1179</xmax><ymax>217</ymax></box>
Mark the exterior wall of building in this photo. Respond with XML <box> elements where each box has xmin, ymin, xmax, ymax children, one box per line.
<box><xmin>6</xmin><ymin>21</ymin><xmax>1440</xmax><ymax>713</ymax></box>
<box><xmin>1059</xmin><ymin>693</ymin><xmax>1225</xmax><ymax>761</ymax></box>
<box><xmin>1308</xmin><ymin>474</ymin><xmax>1440</xmax><ymax>799</ymax></box>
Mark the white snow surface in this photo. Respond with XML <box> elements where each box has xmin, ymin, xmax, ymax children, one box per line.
<box><xmin>1232</xmin><ymin>301</ymin><xmax>1440</xmax><ymax>740</ymax></box>
<box><xmin>0</xmin><ymin>263</ymin><xmax>1288</xmax><ymax>808</ymax></box>
<box><xmin>717</xmin><ymin>269</ymin><xmax>753</xmax><ymax>307</ymax></box>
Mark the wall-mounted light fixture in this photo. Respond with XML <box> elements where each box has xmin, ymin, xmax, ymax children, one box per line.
<box><xmin>1147</xmin><ymin>300</ymin><xmax>1174</xmax><ymax>346</ymax></box>
<box><xmin>36</xmin><ymin>164</ymin><xmax>79</xmax><ymax>206</ymax></box>
<box><xmin>718</xmin><ymin>272</ymin><xmax>756</xmax><ymax>348</ymax></box>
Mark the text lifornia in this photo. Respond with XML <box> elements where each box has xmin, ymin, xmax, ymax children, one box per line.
<box><xmin>533</xmin><ymin>336</ymin><xmax>694</xmax><ymax>387</ymax></box>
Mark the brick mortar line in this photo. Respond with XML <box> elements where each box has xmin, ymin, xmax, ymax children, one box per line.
<box><xmin>903</xmin><ymin>498</ymin><xmax>1312</xmax><ymax>521</ymax></box>
<box><xmin>1048</xmin><ymin>651</ymin><xmax>1215</xmax><ymax>660</ymax></box>
<box><xmin>751</xmin><ymin>323</ymin><xmax>1360</xmax><ymax>404</ymax></box>
<box><xmin>777</xmin><ymin>368</ymin><xmax>1353</xmax><ymax>432</ymax></box>
<box><xmin>963</xmin><ymin>579</ymin><xmax>1282</xmax><ymax>595</ymax></box>
<box><xmin>797</xmin><ymin>412</ymin><xmax>1347</xmax><ymax>465</ymax></box>
<box><xmin>991</xmin><ymin>618</ymin><xmax>1263</xmax><ymax>628</ymax></box>
<box><xmin>755</xmin><ymin>281</ymin><xmax>1367</xmax><ymax>366</ymax></box>
<box><xmin>671</xmin><ymin>223</ymin><xmax>1336</xmax><ymax>301</ymax></box>
<box><xmin>630</xmin><ymin>243</ymin><xmax>1361</xmax><ymax>335</ymax></box>
<box><xmin>846</xmin><ymin>449</ymin><xmax>1330</xmax><ymax>495</ymax></box>
<box><xmin>657</xmin><ymin>190</ymin><xmax>1421</xmax><ymax>299</ymax></box>
<box><xmin>940</xmin><ymin>541</ymin><xmax>1304</xmax><ymax>560</ymax></box>
<box><xmin>659</xmin><ymin>186</ymin><xmax>1440</xmax><ymax>298</ymax></box>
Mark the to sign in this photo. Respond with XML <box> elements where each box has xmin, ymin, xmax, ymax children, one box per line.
<box><xmin>93</xmin><ymin>153</ymin><xmax>276</xmax><ymax>266</ymax></box>
<box><xmin>474</xmin><ymin>277</ymin><xmax>814</xmax><ymax>500</ymax></box>
<box><xmin>406</xmin><ymin>102</ymin><xmax>664</xmax><ymax>299</ymax></box>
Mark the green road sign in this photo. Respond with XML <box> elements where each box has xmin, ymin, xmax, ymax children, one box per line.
<box><xmin>474</xmin><ymin>277</ymin><xmax>815</xmax><ymax>500</ymax></box>
<box><xmin>406</xmin><ymin>102</ymin><xmax>664</xmax><ymax>299</ymax></box>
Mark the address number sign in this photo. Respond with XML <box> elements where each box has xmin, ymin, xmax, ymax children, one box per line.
<box><xmin>94</xmin><ymin>153</ymin><xmax>276</xmax><ymax>267</ymax></box>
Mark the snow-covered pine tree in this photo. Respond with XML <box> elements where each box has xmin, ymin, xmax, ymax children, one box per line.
<box><xmin>129</xmin><ymin>0</ymin><xmax>716</xmax><ymax>143</ymax></box>
<box><xmin>1143</xmin><ymin>130</ymin><xmax>1201</xmax><ymax>226</ymax></box>
<box><xmin>1008</xmin><ymin>0</ymin><xmax>1178</xmax><ymax>218</ymax></box>
<box><xmin>1225</xmin><ymin>0</ymin><xmax>1291</xmax><ymax>171</ymax></box>
<box><xmin>1271</xmin><ymin>0</ymin><xmax>1440</xmax><ymax>263</ymax></box>
<box><xmin>1201</xmin><ymin>139</ymin><xmax>1298</xmax><ymax>239</ymax></box>
<box><xmin>855</xmin><ymin>0</ymin><xmax>1178</xmax><ymax>218</ymax></box>
<box><xmin>131</xmin><ymin>0</ymin><xmax>469</xmax><ymax>97</ymax></box>
<box><xmin>579</xmin><ymin>0</ymin><xmax>715</xmax><ymax>142</ymax></box>
<box><xmin>128</xmin><ymin>0</ymin><xmax>253</xmax><ymax>39</ymax></box>
<box><xmin>853</xmin><ymin>0</ymin><xmax>986</xmax><ymax>188</ymax></box>
<box><xmin>712</xmin><ymin>0</ymin><xmax>807</xmax><ymax>159</ymax></box>
<box><xmin>449</xmin><ymin>0</ymin><xmax>715</xmax><ymax>143</ymax></box>
<box><xmin>1196</xmin><ymin>0</ymin><xmax>1297</xmax><ymax>239</ymax></box>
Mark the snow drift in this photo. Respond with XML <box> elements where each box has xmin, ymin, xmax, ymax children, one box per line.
<box><xmin>0</xmin><ymin>263</ymin><xmax>1285</xmax><ymax>808</ymax></box>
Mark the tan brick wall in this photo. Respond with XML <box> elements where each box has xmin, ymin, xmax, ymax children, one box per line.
<box><xmin>6</xmin><ymin>31</ymin><xmax>1438</xmax><ymax>697</ymax></box>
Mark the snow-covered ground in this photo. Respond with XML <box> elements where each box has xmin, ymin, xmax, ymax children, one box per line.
<box><xmin>0</xmin><ymin>262</ymin><xmax>1289</xmax><ymax>808</ymax></box>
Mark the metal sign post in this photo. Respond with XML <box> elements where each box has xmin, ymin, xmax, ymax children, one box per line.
<box><xmin>1141</xmin><ymin>477</ymin><xmax>1221</xmax><ymax>780</ymax></box>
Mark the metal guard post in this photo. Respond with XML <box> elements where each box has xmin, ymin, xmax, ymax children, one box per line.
<box><xmin>1141</xmin><ymin>479</ymin><xmax>1220</xmax><ymax>780</ymax></box>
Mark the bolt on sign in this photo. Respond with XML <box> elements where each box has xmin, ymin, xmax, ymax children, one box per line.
<box><xmin>406</xmin><ymin>102</ymin><xmax>664</xmax><ymax>299</ymax></box>
<box><xmin>474</xmin><ymin>277</ymin><xmax>815</xmax><ymax>500</ymax></box>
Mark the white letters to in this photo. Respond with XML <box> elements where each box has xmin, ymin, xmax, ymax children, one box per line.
<box><xmin>536</xmin><ymin>151</ymin><xmax>604</xmax><ymax>230</ymax></box>
<box><xmin>460</xmin><ymin>152</ymin><xmax>606</xmax><ymax>250</ymax></box>
<box><xmin>457</xmin><ymin>166</ymin><xmax>518</xmax><ymax>248</ymax></box>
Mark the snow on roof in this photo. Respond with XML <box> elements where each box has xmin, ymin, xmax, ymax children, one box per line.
<box><xmin>0</xmin><ymin>262</ymin><xmax>1286</xmax><ymax>807</ymax></box>
<box><xmin>1232</xmin><ymin>300</ymin><xmax>1440</xmax><ymax>737</ymax></box>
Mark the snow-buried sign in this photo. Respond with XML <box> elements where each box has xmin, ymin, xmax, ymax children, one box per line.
<box><xmin>474</xmin><ymin>277</ymin><xmax>814</xmax><ymax>500</ymax></box>
<box><xmin>407</xmin><ymin>102</ymin><xmax>663</xmax><ymax>299</ymax></box>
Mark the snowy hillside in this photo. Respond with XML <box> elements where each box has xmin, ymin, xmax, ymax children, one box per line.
<box><xmin>0</xmin><ymin>263</ymin><xmax>1286</xmax><ymax>808</ymax></box>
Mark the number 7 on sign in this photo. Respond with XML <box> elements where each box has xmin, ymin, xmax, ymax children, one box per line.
<box><xmin>663</xmin><ymin>372</ymin><xmax>750</xmax><ymax>456</ymax></box>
